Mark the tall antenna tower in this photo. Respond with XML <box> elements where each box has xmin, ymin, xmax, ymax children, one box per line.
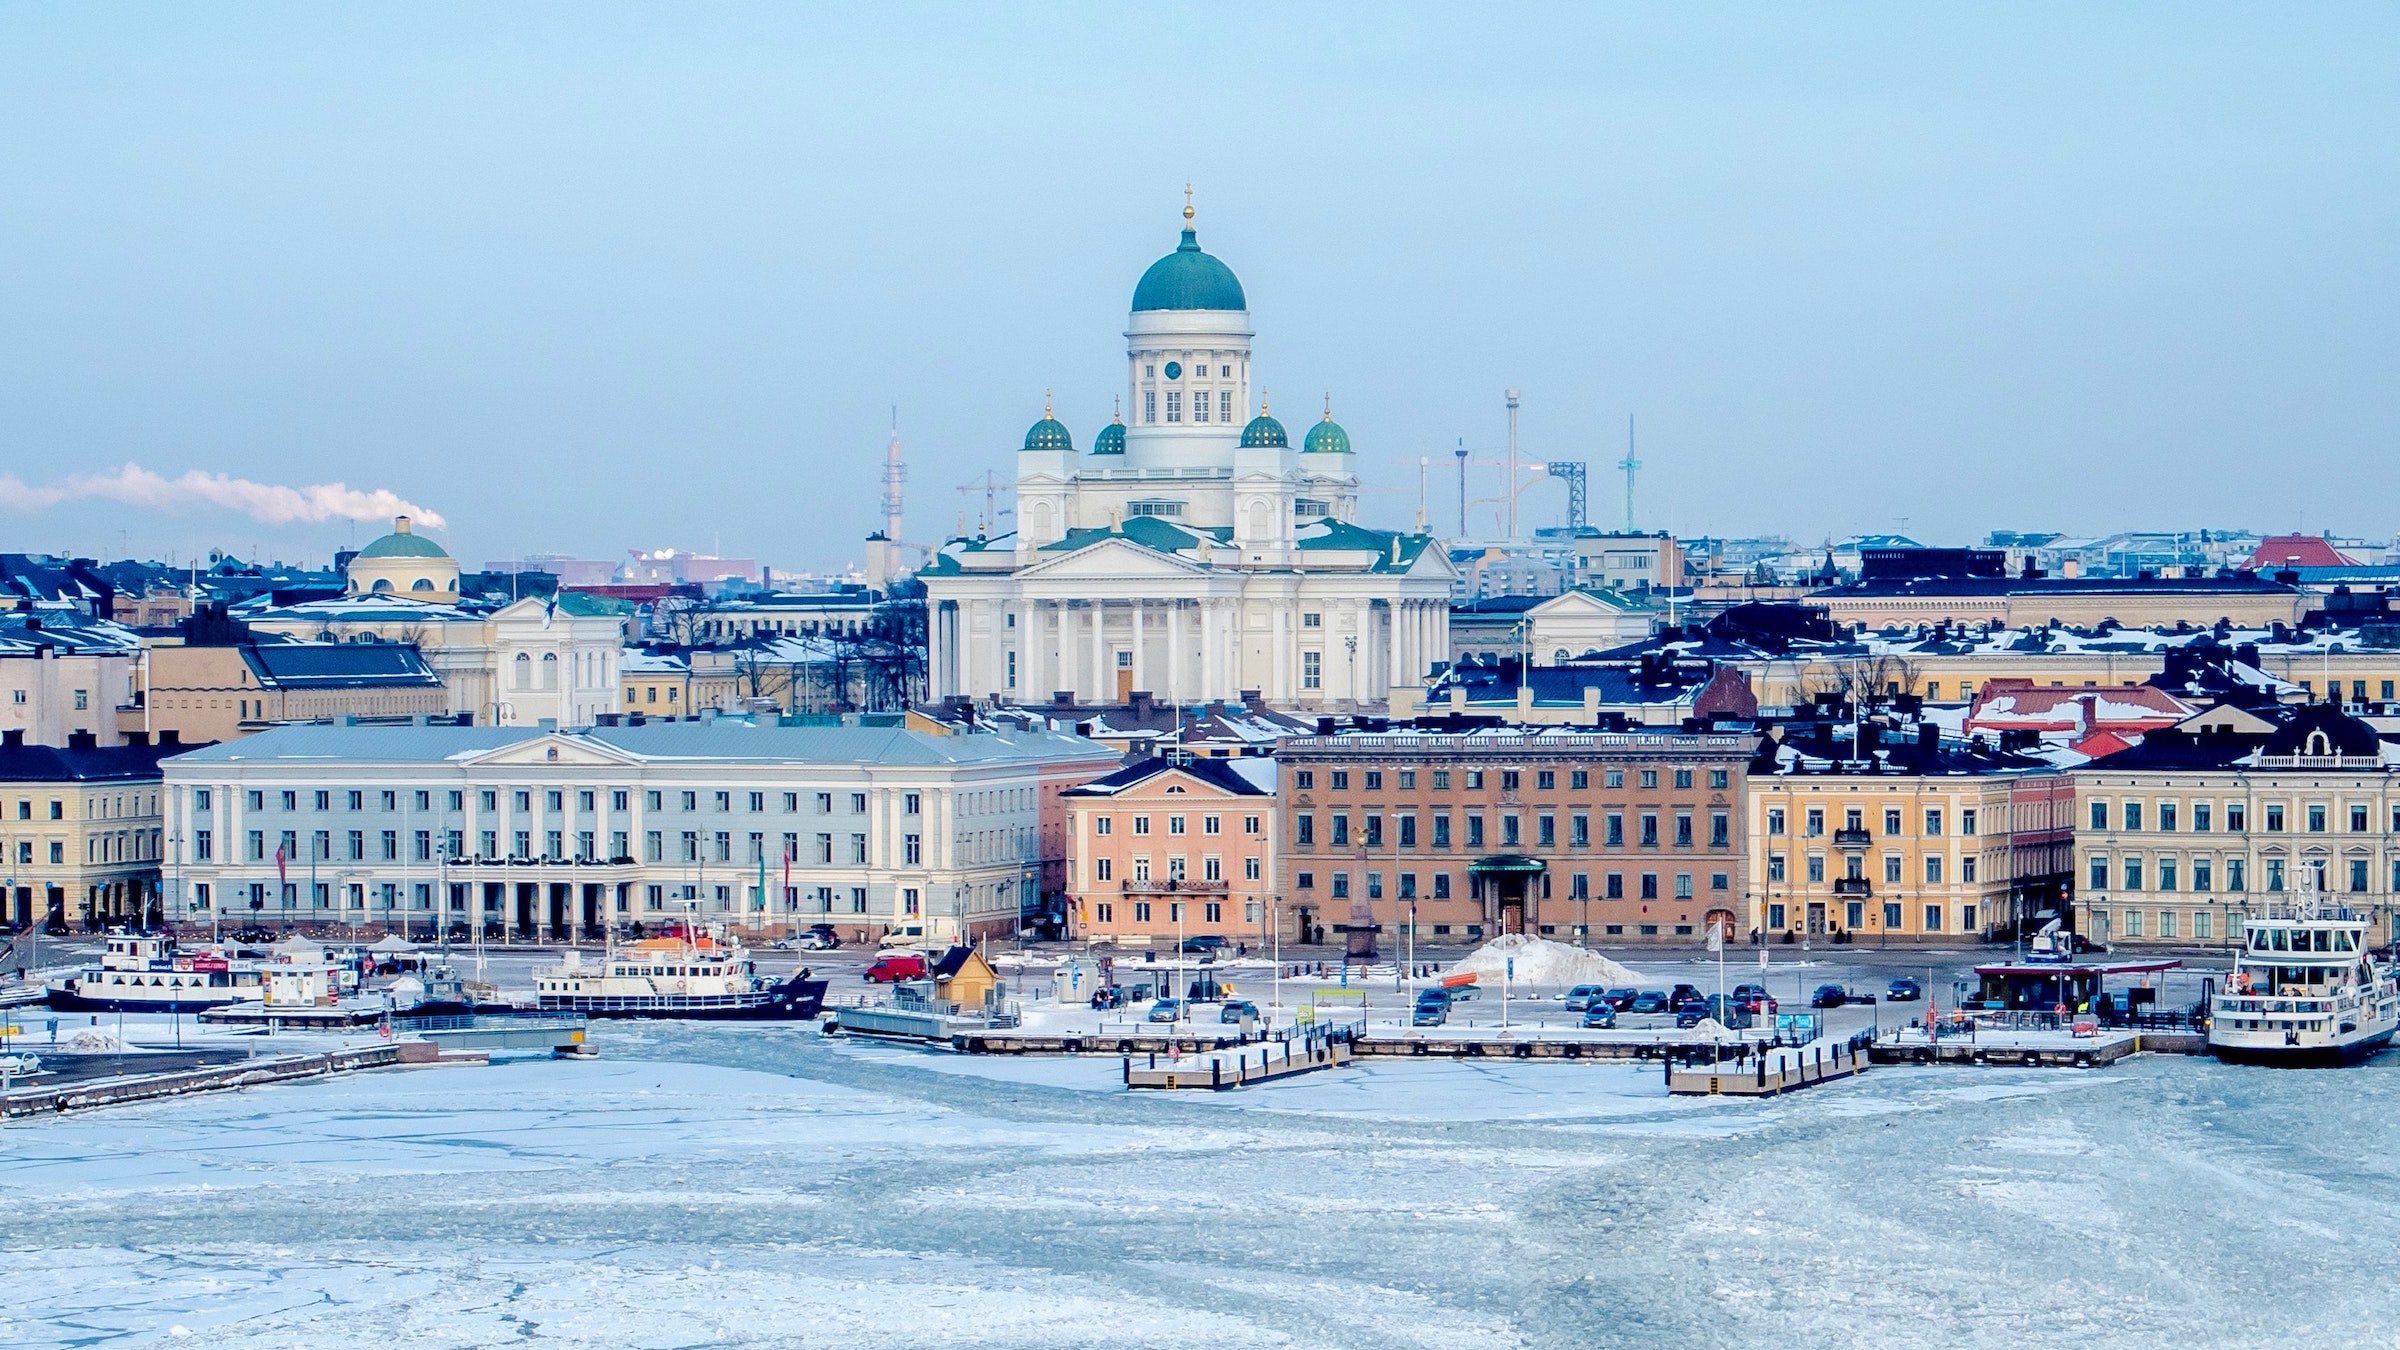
<box><xmin>882</xmin><ymin>408</ymin><xmax>906</xmax><ymax>544</ymax></box>
<box><xmin>1618</xmin><ymin>413</ymin><xmax>1641</xmax><ymax>532</ymax></box>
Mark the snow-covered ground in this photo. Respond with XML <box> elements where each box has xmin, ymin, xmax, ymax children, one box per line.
<box><xmin>6</xmin><ymin>1018</ymin><xmax>2400</xmax><ymax>1346</ymax></box>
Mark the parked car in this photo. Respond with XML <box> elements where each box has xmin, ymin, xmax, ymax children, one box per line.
<box><xmin>1601</xmin><ymin>987</ymin><xmax>1639</xmax><ymax>1011</ymax></box>
<box><xmin>877</xmin><ymin>925</ymin><xmax>928</xmax><ymax>949</ymax></box>
<box><xmin>1886</xmin><ymin>977</ymin><xmax>1922</xmax><ymax>1002</ymax></box>
<box><xmin>1810</xmin><ymin>983</ymin><xmax>1848</xmax><ymax>1009</ymax></box>
<box><xmin>1146</xmin><ymin>998</ymin><xmax>1182</xmax><ymax>1023</ymax></box>
<box><xmin>1668</xmin><ymin>983</ymin><xmax>1703</xmax><ymax>1007</ymax></box>
<box><xmin>798</xmin><ymin>924</ymin><xmax>843</xmax><ymax>951</ymax></box>
<box><xmin>1446</xmin><ymin>983</ymin><xmax>1481</xmax><ymax>1003</ymax></box>
<box><xmin>1703</xmin><ymin>995</ymin><xmax>1755</xmax><ymax>1029</ymax></box>
<box><xmin>1564</xmin><ymin>984</ymin><xmax>1605</xmax><ymax>1012</ymax></box>
<box><xmin>1220</xmin><ymin>1000</ymin><xmax>1260</xmax><ymax>1024</ymax></box>
<box><xmin>1628</xmin><ymin>991</ymin><xmax>1671</xmax><ymax>1015</ymax></box>
<box><xmin>1412</xmin><ymin>990</ymin><xmax>1450</xmax><ymax>1027</ymax></box>
<box><xmin>1731</xmin><ymin>983</ymin><xmax>1777</xmax><ymax>1014</ymax></box>
<box><xmin>863</xmin><ymin>953</ymin><xmax>928</xmax><ymax>983</ymax></box>
<box><xmin>1180</xmin><ymin>935</ymin><xmax>1230</xmax><ymax>954</ymax></box>
<box><xmin>1581</xmin><ymin>1004</ymin><xmax>1618</xmax><ymax>1029</ymax></box>
<box><xmin>1674</xmin><ymin>1006</ymin><xmax>1709</xmax><ymax>1029</ymax></box>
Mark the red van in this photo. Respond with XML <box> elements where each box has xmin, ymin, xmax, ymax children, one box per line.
<box><xmin>863</xmin><ymin>953</ymin><xmax>928</xmax><ymax>983</ymax></box>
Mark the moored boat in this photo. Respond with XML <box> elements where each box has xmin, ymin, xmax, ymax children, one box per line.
<box><xmin>44</xmin><ymin>932</ymin><xmax>263</xmax><ymax>1013</ymax></box>
<box><xmin>2208</xmin><ymin>875</ymin><xmax>2399</xmax><ymax>1067</ymax></box>
<box><xmin>533</xmin><ymin>933</ymin><xmax>825</xmax><ymax>1020</ymax></box>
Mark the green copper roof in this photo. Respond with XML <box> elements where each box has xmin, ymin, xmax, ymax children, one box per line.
<box><xmin>1238</xmin><ymin>412</ymin><xmax>1288</xmax><ymax>449</ymax></box>
<box><xmin>1131</xmin><ymin>227</ymin><xmax>1247</xmax><ymax>312</ymax></box>
<box><xmin>355</xmin><ymin>525</ymin><xmax>450</xmax><ymax>560</ymax></box>
<box><xmin>1092</xmin><ymin>419</ymin><xmax>1126</xmax><ymax>455</ymax></box>
<box><xmin>1303</xmin><ymin>414</ymin><xmax>1351</xmax><ymax>454</ymax></box>
<box><xmin>1022</xmin><ymin>415</ymin><xmax>1074</xmax><ymax>454</ymax></box>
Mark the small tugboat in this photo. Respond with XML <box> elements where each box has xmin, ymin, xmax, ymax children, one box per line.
<box><xmin>2209</xmin><ymin>869</ymin><xmax>2400</xmax><ymax>1067</ymax></box>
<box><xmin>45</xmin><ymin>932</ymin><xmax>263</xmax><ymax>1013</ymax></box>
<box><xmin>533</xmin><ymin>931</ymin><xmax>826</xmax><ymax>1020</ymax></box>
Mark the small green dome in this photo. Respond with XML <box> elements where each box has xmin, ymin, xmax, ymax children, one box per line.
<box><xmin>1303</xmin><ymin>409</ymin><xmax>1352</xmax><ymax>455</ymax></box>
<box><xmin>1022</xmin><ymin>413</ymin><xmax>1074</xmax><ymax>454</ymax></box>
<box><xmin>1093</xmin><ymin>417</ymin><xmax>1126</xmax><ymax>455</ymax></box>
<box><xmin>355</xmin><ymin>517</ymin><xmax>449</xmax><ymax>559</ymax></box>
<box><xmin>1238</xmin><ymin>410</ymin><xmax>1288</xmax><ymax>449</ymax></box>
<box><xmin>1131</xmin><ymin>226</ymin><xmax>1247</xmax><ymax>313</ymax></box>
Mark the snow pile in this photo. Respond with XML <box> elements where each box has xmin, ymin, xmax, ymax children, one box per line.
<box><xmin>1447</xmin><ymin>935</ymin><xmax>1642</xmax><ymax>990</ymax></box>
<box><xmin>62</xmin><ymin>1028</ymin><xmax>128</xmax><ymax>1053</ymax></box>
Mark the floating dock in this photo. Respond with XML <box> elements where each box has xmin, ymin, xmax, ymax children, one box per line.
<box><xmin>1668</xmin><ymin>1036</ymin><xmax>1871</xmax><ymax>1096</ymax></box>
<box><xmin>0</xmin><ymin>1043</ymin><xmax>409</xmax><ymax>1118</ymax></box>
<box><xmin>1869</xmin><ymin>1025</ymin><xmax>2170</xmax><ymax>1067</ymax></box>
<box><xmin>1124</xmin><ymin>1033</ymin><xmax>1352</xmax><ymax>1090</ymax></box>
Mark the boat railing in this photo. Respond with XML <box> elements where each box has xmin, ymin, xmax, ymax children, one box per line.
<box><xmin>2214</xmin><ymin>993</ymin><xmax>2337</xmax><ymax>1016</ymax></box>
<box><xmin>2246</xmin><ymin>900</ymin><xmax>2365</xmax><ymax>924</ymax></box>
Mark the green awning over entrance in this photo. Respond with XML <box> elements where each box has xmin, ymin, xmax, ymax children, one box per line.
<box><xmin>1468</xmin><ymin>855</ymin><xmax>1547</xmax><ymax>874</ymax></box>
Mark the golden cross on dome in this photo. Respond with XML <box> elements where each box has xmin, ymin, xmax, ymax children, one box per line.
<box><xmin>1183</xmin><ymin>183</ymin><xmax>1194</xmax><ymax>223</ymax></box>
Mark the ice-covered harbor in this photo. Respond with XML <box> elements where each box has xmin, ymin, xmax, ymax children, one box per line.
<box><xmin>7</xmin><ymin>1021</ymin><xmax>2400</xmax><ymax>1347</ymax></box>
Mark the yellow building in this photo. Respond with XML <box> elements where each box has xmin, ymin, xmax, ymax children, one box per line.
<box><xmin>1747</xmin><ymin>724</ymin><xmax>2074</xmax><ymax>944</ymax></box>
<box><xmin>0</xmin><ymin>731</ymin><xmax>193</xmax><ymax>931</ymax></box>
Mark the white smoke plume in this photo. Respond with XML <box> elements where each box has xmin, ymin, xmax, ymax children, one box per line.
<box><xmin>0</xmin><ymin>464</ymin><xmax>447</xmax><ymax>531</ymax></box>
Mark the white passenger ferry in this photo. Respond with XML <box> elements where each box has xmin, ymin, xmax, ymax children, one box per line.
<box><xmin>2208</xmin><ymin>874</ymin><xmax>2400</xmax><ymax>1067</ymax></box>
<box><xmin>45</xmin><ymin>932</ymin><xmax>262</xmax><ymax>1013</ymax></box>
<box><xmin>533</xmin><ymin>933</ymin><xmax>826</xmax><ymax>1020</ymax></box>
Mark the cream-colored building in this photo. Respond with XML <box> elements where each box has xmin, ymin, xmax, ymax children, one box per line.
<box><xmin>241</xmin><ymin>591</ymin><xmax>626</xmax><ymax>728</ymax></box>
<box><xmin>1</xmin><ymin>610</ymin><xmax>141</xmax><ymax>748</ymax></box>
<box><xmin>344</xmin><ymin>516</ymin><xmax>461</xmax><ymax>603</ymax></box>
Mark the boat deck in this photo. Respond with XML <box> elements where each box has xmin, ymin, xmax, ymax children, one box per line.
<box><xmin>1124</xmin><ymin>1033</ymin><xmax>1352</xmax><ymax>1090</ymax></box>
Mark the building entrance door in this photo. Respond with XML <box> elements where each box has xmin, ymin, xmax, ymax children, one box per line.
<box><xmin>1806</xmin><ymin>902</ymin><xmax>1826</xmax><ymax>936</ymax></box>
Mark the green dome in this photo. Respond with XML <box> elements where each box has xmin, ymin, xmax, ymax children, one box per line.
<box><xmin>355</xmin><ymin>517</ymin><xmax>449</xmax><ymax>559</ymax></box>
<box><xmin>1238</xmin><ymin>411</ymin><xmax>1288</xmax><ymax>449</ymax></box>
<box><xmin>1022</xmin><ymin>414</ymin><xmax>1074</xmax><ymax>454</ymax></box>
<box><xmin>1303</xmin><ymin>412</ymin><xmax>1352</xmax><ymax>455</ymax></box>
<box><xmin>1093</xmin><ymin>418</ymin><xmax>1126</xmax><ymax>455</ymax></box>
<box><xmin>1131</xmin><ymin>227</ymin><xmax>1247</xmax><ymax>312</ymax></box>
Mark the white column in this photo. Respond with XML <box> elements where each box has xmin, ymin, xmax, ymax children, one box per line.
<box><xmin>1166</xmin><ymin>601</ymin><xmax>1185</xmax><ymax>704</ymax></box>
<box><xmin>1131</xmin><ymin>601</ymin><xmax>1147</xmax><ymax>695</ymax></box>
<box><xmin>1089</xmin><ymin>602</ymin><xmax>1106</xmax><ymax>701</ymax></box>
<box><xmin>1021</xmin><ymin>601</ymin><xmax>1042</xmax><ymax>702</ymax></box>
<box><xmin>1199</xmin><ymin>601</ymin><xmax>1219</xmax><ymax>702</ymax></box>
<box><xmin>1273</xmin><ymin>607</ymin><xmax>1291</xmax><ymax>703</ymax></box>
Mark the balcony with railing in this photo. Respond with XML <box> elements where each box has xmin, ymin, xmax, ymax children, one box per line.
<box><xmin>1832</xmin><ymin>828</ymin><xmax>1872</xmax><ymax>848</ymax></box>
<box><xmin>1832</xmin><ymin>877</ymin><xmax>1873</xmax><ymax>897</ymax></box>
<box><xmin>1120</xmin><ymin>877</ymin><xmax>1229</xmax><ymax>896</ymax></box>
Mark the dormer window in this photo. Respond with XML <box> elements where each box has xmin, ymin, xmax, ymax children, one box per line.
<box><xmin>1295</xmin><ymin>498</ymin><xmax>1330</xmax><ymax>518</ymax></box>
<box><xmin>2306</xmin><ymin>730</ymin><xmax>2332</xmax><ymax>756</ymax></box>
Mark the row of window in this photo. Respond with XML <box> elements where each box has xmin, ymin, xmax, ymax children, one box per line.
<box><xmin>2089</xmin><ymin>799</ymin><xmax>2396</xmax><ymax>834</ymax></box>
<box><xmin>1292</xmin><ymin>810</ymin><xmax>1732</xmax><ymax>850</ymax></box>
<box><xmin>1284</xmin><ymin>869</ymin><xmax>1732</xmax><ymax>901</ymax></box>
<box><xmin>194</xmin><ymin>787</ymin><xmax>934</xmax><ymax>817</ymax></box>
<box><xmin>1088</xmin><ymin>855</ymin><xmax>1263</xmax><ymax>882</ymax></box>
<box><xmin>2089</xmin><ymin>855</ymin><xmax>2392</xmax><ymax>894</ymax></box>
<box><xmin>1090</xmin><ymin>815</ymin><xmax>1262</xmax><ymax>837</ymax></box>
<box><xmin>188</xmin><ymin>879</ymin><xmax>889</xmax><ymax>916</ymax></box>
<box><xmin>1291</xmin><ymin>767</ymin><xmax>1733</xmax><ymax>792</ymax></box>
<box><xmin>2092</xmin><ymin>908</ymin><xmax>2216</xmax><ymax>941</ymax></box>
<box><xmin>1764</xmin><ymin>900</ymin><xmax>1978</xmax><ymax>934</ymax></box>
<box><xmin>1766</xmin><ymin>806</ymin><xmax>1976</xmax><ymax>837</ymax></box>
<box><xmin>1768</xmin><ymin>853</ymin><xmax>1980</xmax><ymax>884</ymax></box>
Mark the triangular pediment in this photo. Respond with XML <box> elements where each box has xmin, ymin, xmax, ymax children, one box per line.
<box><xmin>461</xmin><ymin>733</ymin><xmax>644</xmax><ymax>768</ymax></box>
<box><xmin>1017</xmin><ymin>536</ymin><xmax>1212</xmax><ymax>581</ymax></box>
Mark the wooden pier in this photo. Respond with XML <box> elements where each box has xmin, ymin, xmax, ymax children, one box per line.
<box><xmin>1124</xmin><ymin>1033</ymin><xmax>1352</xmax><ymax>1090</ymax></box>
<box><xmin>0</xmin><ymin>1043</ymin><xmax>409</xmax><ymax>1118</ymax></box>
<box><xmin>1869</xmin><ymin>1027</ymin><xmax>2156</xmax><ymax>1067</ymax></box>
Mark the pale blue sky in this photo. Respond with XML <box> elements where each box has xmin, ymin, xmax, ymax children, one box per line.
<box><xmin>2</xmin><ymin>4</ymin><xmax>2394</xmax><ymax>571</ymax></box>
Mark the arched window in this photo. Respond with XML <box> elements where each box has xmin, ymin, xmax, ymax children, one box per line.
<box><xmin>514</xmin><ymin>651</ymin><xmax>533</xmax><ymax>690</ymax></box>
<box><xmin>371</xmin><ymin>578</ymin><xmax>393</xmax><ymax>593</ymax></box>
<box><xmin>542</xmin><ymin>652</ymin><xmax>559</xmax><ymax>690</ymax></box>
<box><xmin>411</xmin><ymin>577</ymin><xmax>434</xmax><ymax>592</ymax></box>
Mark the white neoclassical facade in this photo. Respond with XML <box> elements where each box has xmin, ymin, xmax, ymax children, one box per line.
<box><xmin>921</xmin><ymin>204</ymin><xmax>1453</xmax><ymax>711</ymax></box>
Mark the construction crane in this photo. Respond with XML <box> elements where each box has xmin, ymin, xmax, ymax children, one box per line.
<box><xmin>955</xmin><ymin>469</ymin><xmax>1014</xmax><ymax>539</ymax></box>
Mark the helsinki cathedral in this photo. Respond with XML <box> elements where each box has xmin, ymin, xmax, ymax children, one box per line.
<box><xmin>920</xmin><ymin>199</ymin><xmax>1454</xmax><ymax>711</ymax></box>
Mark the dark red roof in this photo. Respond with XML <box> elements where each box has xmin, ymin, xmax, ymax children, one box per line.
<box><xmin>2243</xmin><ymin>535</ymin><xmax>2353</xmax><ymax>569</ymax></box>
